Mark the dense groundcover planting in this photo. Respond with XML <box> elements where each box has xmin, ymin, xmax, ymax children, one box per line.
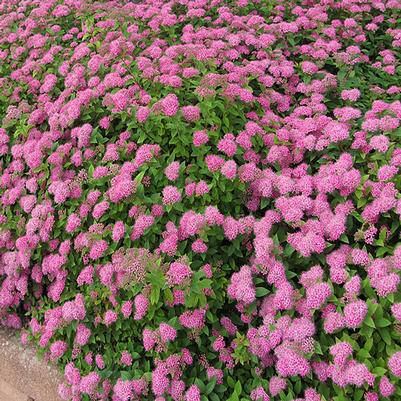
<box><xmin>2</xmin><ymin>0</ymin><xmax>401</xmax><ymax>400</ymax></box>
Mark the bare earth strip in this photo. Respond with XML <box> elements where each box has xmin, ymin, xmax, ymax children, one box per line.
<box><xmin>0</xmin><ymin>328</ymin><xmax>62</xmax><ymax>401</ymax></box>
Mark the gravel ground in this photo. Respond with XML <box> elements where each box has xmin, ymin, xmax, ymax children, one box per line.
<box><xmin>0</xmin><ymin>327</ymin><xmax>62</xmax><ymax>401</ymax></box>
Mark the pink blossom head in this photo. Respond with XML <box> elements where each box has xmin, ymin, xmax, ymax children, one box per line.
<box><xmin>159</xmin><ymin>323</ymin><xmax>177</xmax><ymax>342</ymax></box>
<box><xmin>182</xmin><ymin>105</ymin><xmax>200</xmax><ymax>122</ymax></box>
<box><xmin>268</xmin><ymin>376</ymin><xmax>287</xmax><ymax>396</ymax></box>
<box><xmin>160</xmin><ymin>94</ymin><xmax>179</xmax><ymax>116</ymax></box>
<box><xmin>388</xmin><ymin>352</ymin><xmax>401</xmax><ymax>377</ymax></box>
<box><xmin>104</xmin><ymin>310</ymin><xmax>118</xmax><ymax>326</ymax></box>
<box><xmin>370</xmin><ymin>135</ymin><xmax>389</xmax><ymax>152</ymax></box>
<box><xmin>391</xmin><ymin>303</ymin><xmax>401</xmax><ymax>321</ymax></box>
<box><xmin>185</xmin><ymin>385</ymin><xmax>201</xmax><ymax>401</ymax></box>
<box><xmin>193</xmin><ymin>130</ymin><xmax>208</xmax><ymax>146</ymax></box>
<box><xmin>162</xmin><ymin>185</ymin><xmax>181</xmax><ymax>205</ymax></box>
<box><xmin>379</xmin><ymin>376</ymin><xmax>395</xmax><ymax>397</ymax></box>
<box><xmin>165</xmin><ymin>161</ymin><xmax>180</xmax><ymax>181</ymax></box>
<box><xmin>167</xmin><ymin>262</ymin><xmax>192</xmax><ymax>286</ymax></box>
<box><xmin>134</xmin><ymin>293</ymin><xmax>149</xmax><ymax>320</ymax></box>
<box><xmin>341</xmin><ymin>89</ymin><xmax>360</xmax><ymax>102</ymax></box>
<box><xmin>344</xmin><ymin>300</ymin><xmax>367</xmax><ymax>328</ymax></box>
<box><xmin>79</xmin><ymin>372</ymin><xmax>100</xmax><ymax>395</ymax></box>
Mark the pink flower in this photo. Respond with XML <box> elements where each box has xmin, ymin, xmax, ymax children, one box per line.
<box><xmin>195</xmin><ymin>181</ymin><xmax>209</xmax><ymax>196</ymax></box>
<box><xmin>58</xmin><ymin>383</ymin><xmax>72</xmax><ymax>400</ymax></box>
<box><xmin>379</xmin><ymin>376</ymin><xmax>395</xmax><ymax>397</ymax></box>
<box><xmin>93</xmin><ymin>201</ymin><xmax>109</xmax><ymax>219</ymax></box>
<box><xmin>66</xmin><ymin>213</ymin><xmax>81</xmax><ymax>233</ymax></box>
<box><xmin>344</xmin><ymin>276</ymin><xmax>361</xmax><ymax>297</ymax></box>
<box><xmin>121</xmin><ymin>301</ymin><xmax>133</xmax><ymax>318</ymax></box>
<box><xmin>301</xmin><ymin>61</ymin><xmax>318</xmax><ymax>74</ymax></box>
<box><xmin>391</xmin><ymin>303</ymin><xmax>401</xmax><ymax>321</ymax></box>
<box><xmin>108</xmin><ymin>178</ymin><xmax>135</xmax><ymax>203</ymax></box>
<box><xmin>19</xmin><ymin>195</ymin><xmax>36</xmax><ymax>213</ymax></box>
<box><xmin>205</xmin><ymin>155</ymin><xmax>225</xmax><ymax>172</ymax></box>
<box><xmin>77</xmin><ymin>265</ymin><xmax>94</xmax><ymax>286</ymax></box>
<box><xmin>62</xmin><ymin>294</ymin><xmax>86</xmax><ymax>322</ymax></box>
<box><xmin>89</xmin><ymin>240</ymin><xmax>108</xmax><ymax>260</ymax></box>
<box><xmin>269</xmin><ymin>376</ymin><xmax>287</xmax><ymax>396</ymax></box>
<box><xmin>179</xmin><ymin>308</ymin><xmax>206</xmax><ymax>330</ymax></box>
<box><xmin>113</xmin><ymin>379</ymin><xmax>133</xmax><ymax>401</ymax></box>
<box><xmin>185</xmin><ymin>385</ymin><xmax>201</xmax><ymax>401</ymax></box>
<box><xmin>167</xmin><ymin>262</ymin><xmax>192</xmax><ymax>285</ymax></box>
<box><xmin>104</xmin><ymin>310</ymin><xmax>118</xmax><ymax>326</ymax></box>
<box><xmin>191</xmin><ymin>239</ymin><xmax>208</xmax><ymax>253</ymax></box>
<box><xmin>324</xmin><ymin>311</ymin><xmax>345</xmax><ymax>333</ymax></box>
<box><xmin>218</xmin><ymin>134</ymin><xmax>237</xmax><ymax>157</ymax></box>
<box><xmin>64</xmin><ymin>362</ymin><xmax>80</xmax><ymax>385</ymax></box>
<box><xmin>120</xmin><ymin>351</ymin><xmax>133</xmax><ymax>366</ymax></box>
<box><xmin>161</xmin><ymin>94</ymin><xmax>179</xmax><ymax>116</ymax></box>
<box><xmin>341</xmin><ymin>89</ymin><xmax>360</xmax><ymax>101</ymax></box>
<box><xmin>159</xmin><ymin>323</ymin><xmax>177</xmax><ymax>342</ymax></box>
<box><xmin>75</xmin><ymin>324</ymin><xmax>91</xmax><ymax>346</ymax></box>
<box><xmin>377</xmin><ymin>165</ymin><xmax>397</xmax><ymax>181</ymax></box>
<box><xmin>221</xmin><ymin>160</ymin><xmax>237</xmax><ymax>180</ymax></box>
<box><xmin>193</xmin><ymin>130</ymin><xmax>208</xmax><ymax>146</ymax></box>
<box><xmin>79</xmin><ymin>372</ymin><xmax>100</xmax><ymax>395</ymax></box>
<box><xmin>388</xmin><ymin>352</ymin><xmax>401</xmax><ymax>377</ymax></box>
<box><xmin>330</xmin><ymin>342</ymin><xmax>353</xmax><ymax>366</ymax></box>
<box><xmin>306</xmin><ymin>282</ymin><xmax>332</xmax><ymax>309</ymax></box>
<box><xmin>250</xmin><ymin>387</ymin><xmax>270</xmax><ymax>401</ymax></box>
<box><xmin>165</xmin><ymin>161</ymin><xmax>180</xmax><ymax>181</ymax></box>
<box><xmin>143</xmin><ymin>329</ymin><xmax>156</xmax><ymax>351</ymax></box>
<box><xmin>134</xmin><ymin>294</ymin><xmax>149</xmax><ymax>320</ymax></box>
<box><xmin>99</xmin><ymin>116</ymin><xmax>111</xmax><ymax>129</ymax></box>
<box><xmin>182</xmin><ymin>105</ymin><xmax>200</xmax><ymax>122</ymax></box>
<box><xmin>364</xmin><ymin>392</ymin><xmax>379</xmax><ymax>401</ymax></box>
<box><xmin>370</xmin><ymin>135</ymin><xmax>389</xmax><ymax>152</ymax></box>
<box><xmin>50</xmin><ymin>340</ymin><xmax>67</xmax><ymax>359</ymax></box>
<box><xmin>137</xmin><ymin>106</ymin><xmax>151</xmax><ymax>122</ymax></box>
<box><xmin>275</xmin><ymin>348</ymin><xmax>310</xmax><ymax>377</ymax></box>
<box><xmin>112</xmin><ymin>221</ymin><xmax>125</xmax><ymax>242</ymax></box>
<box><xmin>227</xmin><ymin>265</ymin><xmax>255</xmax><ymax>305</ymax></box>
<box><xmin>323</xmin><ymin>121</ymin><xmax>349</xmax><ymax>142</ymax></box>
<box><xmin>344</xmin><ymin>300</ymin><xmax>367</xmax><ymax>328</ymax></box>
<box><xmin>162</xmin><ymin>186</ymin><xmax>181</xmax><ymax>205</ymax></box>
<box><xmin>96</xmin><ymin>354</ymin><xmax>105</xmax><ymax>369</ymax></box>
<box><xmin>152</xmin><ymin>366</ymin><xmax>170</xmax><ymax>396</ymax></box>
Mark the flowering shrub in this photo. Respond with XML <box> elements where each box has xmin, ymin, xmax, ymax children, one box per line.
<box><xmin>1</xmin><ymin>0</ymin><xmax>401</xmax><ymax>401</ymax></box>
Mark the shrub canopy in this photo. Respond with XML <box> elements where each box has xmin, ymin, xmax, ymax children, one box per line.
<box><xmin>1</xmin><ymin>1</ymin><xmax>401</xmax><ymax>401</ymax></box>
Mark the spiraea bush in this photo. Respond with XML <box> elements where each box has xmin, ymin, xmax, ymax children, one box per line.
<box><xmin>1</xmin><ymin>0</ymin><xmax>401</xmax><ymax>400</ymax></box>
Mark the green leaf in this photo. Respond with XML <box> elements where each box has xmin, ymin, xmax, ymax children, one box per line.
<box><xmin>134</xmin><ymin>170</ymin><xmax>146</xmax><ymax>184</ymax></box>
<box><xmin>364</xmin><ymin>316</ymin><xmax>375</xmax><ymax>328</ymax></box>
<box><xmin>372</xmin><ymin>366</ymin><xmax>387</xmax><ymax>376</ymax></box>
<box><xmin>354</xmin><ymin>389</ymin><xmax>364</xmax><ymax>401</ymax></box>
<box><xmin>88</xmin><ymin>164</ymin><xmax>95</xmax><ymax>177</ymax></box>
<box><xmin>205</xmin><ymin>377</ymin><xmax>217</xmax><ymax>394</ymax></box>
<box><xmin>120</xmin><ymin>371</ymin><xmax>131</xmax><ymax>380</ymax></box>
<box><xmin>364</xmin><ymin>337</ymin><xmax>373</xmax><ymax>352</ymax></box>
<box><xmin>227</xmin><ymin>392</ymin><xmax>239</xmax><ymax>401</ymax></box>
<box><xmin>376</xmin><ymin>318</ymin><xmax>391</xmax><ymax>328</ymax></box>
<box><xmin>210</xmin><ymin>394</ymin><xmax>220</xmax><ymax>401</ymax></box>
<box><xmin>314</xmin><ymin>341</ymin><xmax>323</xmax><ymax>355</ymax></box>
<box><xmin>367</xmin><ymin>301</ymin><xmax>378</xmax><ymax>315</ymax></box>
<box><xmin>194</xmin><ymin>378</ymin><xmax>205</xmax><ymax>392</ymax></box>
<box><xmin>234</xmin><ymin>381</ymin><xmax>242</xmax><ymax>396</ymax></box>
<box><xmin>227</xmin><ymin>376</ymin><xmax>235</xmax><ymax>388</ymax></box>
<box><xmin>379</xmin><ymin>328</ymin><xmax>392</xmax><ymax>345</ymax></box>
<box><xmin>255</xmin><ymin>287</ymin><xmax>269</xmax><ymax>297</ymax></box>
<box><xmin>150</xmin><ymin>287</ymin><xmax>160</xmax><ymax>305</ymax></box>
